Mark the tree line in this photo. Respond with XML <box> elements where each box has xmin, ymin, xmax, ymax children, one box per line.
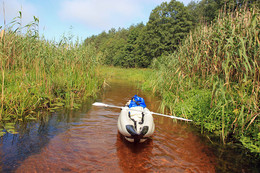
<box><xmin>84</xmin><ymin>0</ymin><xmax>259</xmax><ymax>68</ymax></box>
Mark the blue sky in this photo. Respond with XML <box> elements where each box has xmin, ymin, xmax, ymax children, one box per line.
<box><xmin>0</xmin><ymin>0</ymin><xmax>192</xmax><ymax>43</ymax></box>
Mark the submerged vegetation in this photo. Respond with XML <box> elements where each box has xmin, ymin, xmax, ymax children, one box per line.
<box><xmin>0</xmin><ymin>13</ymin><xmax>103</xmax><ymax>136</ymax></box>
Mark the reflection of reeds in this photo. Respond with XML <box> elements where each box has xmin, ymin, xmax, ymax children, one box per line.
<box><xmin>150</xmin><ymin>6</ymin><xmax>259</xmax><ymax>153</ymax></box>
<box><xmin>0</xmin><ymin>12</ymin><xmax>102</xmax><ymax>125</ymax></box>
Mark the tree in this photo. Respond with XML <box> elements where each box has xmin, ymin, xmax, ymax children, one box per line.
<box><xmin>120</xmin><ymin>23</ymin><xmax>145</xmax><ymax>67</ymax></box>
<box><xmin>187</xmin><ymin>0</ymin><xmax>219</xmax><ymax>24</ymax></box>
<box><xmin>137</xmin><ymin>0</ymin><xmax>193</xmax><ymax>67</ymax></box>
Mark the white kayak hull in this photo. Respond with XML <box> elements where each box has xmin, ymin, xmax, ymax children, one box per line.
<box><xmin>117</xmin><ymin>106</ymin><xmax>155</xmax><ymax>143</ymax></box>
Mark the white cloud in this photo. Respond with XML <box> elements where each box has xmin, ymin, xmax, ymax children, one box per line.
<box><xmin>0</xmin><ymin>0</ymin><xmax>37</xmax><ymax>27</ymax></box>
<box><xmin>59</xmin><ymin>0</ymin><xmax>145</xmax><ymax>30</ymax></box>
<box><xmin>58</xmin><ymin>0</ymin><xmax>191</xmax><ymax>31</ymax></box>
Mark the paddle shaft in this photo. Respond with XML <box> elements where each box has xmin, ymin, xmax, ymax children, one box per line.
<box><xmin>92</xmin><ymin>102</ymin><xmax>192</xmax><ymax>122</ymax></box>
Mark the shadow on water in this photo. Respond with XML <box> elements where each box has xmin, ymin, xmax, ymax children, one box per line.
<box><xmin>193</xmin><ymin>127</ymin><xmax>260</xmax><ymax>173</ymax></box>
<box><xmin>0</xmin><ymin>115</ymin><xmax>63</xmax><ymax>172</ymax></box>
<box><xmin>0</xmin><ymin>101</ymin><xmax>94</xmax><ymax>172</ymax></box>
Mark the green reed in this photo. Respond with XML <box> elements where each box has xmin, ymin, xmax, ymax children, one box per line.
<box><xmin>0</xmin><ymin>14</ymin><xmax>103</xmax><ymax>135</ymax></box>
<box><xmin>149</xmin><ymin>6</ymin><xmax>259</xmax><ymax>153</ymax></box>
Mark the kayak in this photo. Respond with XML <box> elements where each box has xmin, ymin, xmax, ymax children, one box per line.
<box><xmin>93</xmin><ymin>95</ymin><xmax>191</xmax><ymax>142</ymax></box>
<box><xmin>117</xmin><ymin>105</ymin><xmax>155</xmax><ymax>143</ymax></box>
<box><xmin>93</xmin><ymin>95</ymin><xmax>191</xmax><ymax>143</ymax></box>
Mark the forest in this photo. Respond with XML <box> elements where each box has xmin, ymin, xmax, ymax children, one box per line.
<box><xmin>84</xmin><ymin>0</ymin><xmax>259</xmax><ymax>68</ymax></box>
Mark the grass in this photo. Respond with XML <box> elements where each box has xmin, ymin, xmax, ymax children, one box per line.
<box><xmin>0</xmin><ymin>13</ymin><xmax>103</xmax><ymax>136</ymax></box>
<box><xmin>148</xmin><ymin>6</ymin><xmax>260</xmax><ymax>154</ymax></box>
<box><xmin>99</xmin><ymin>65</ymin><xmax>155</xmax><ymax>84</ymax></box>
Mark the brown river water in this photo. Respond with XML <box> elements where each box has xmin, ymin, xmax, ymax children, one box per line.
<box><xmin>0</xmin><ymin>79</ymin><xmax>259</xmax><ymax>172</ymax></box>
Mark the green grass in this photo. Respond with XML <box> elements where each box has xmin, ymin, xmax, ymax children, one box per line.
<box><xmin>148</xmin><ymin>6</ymin><xmax>260</xmax><ymax>154</ymax></box>
<box><xmin>0</xmin><ymin>15</ymin><xmax>103</xmax><ymax>136</ymax></box>
<box><xmin>99</xmin><ymin>66</ymin><xmax>155</xmax><ymax>84</ymax></box>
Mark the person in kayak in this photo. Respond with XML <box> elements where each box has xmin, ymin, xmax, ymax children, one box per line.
<box><xmin>126</xmin><ymin>95</ymin><xmax>146</xmax><ymax>108</ymax></box>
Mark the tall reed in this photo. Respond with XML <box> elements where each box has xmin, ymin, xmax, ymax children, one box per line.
<box><xmin>0</xmin><ymin>13</ymin><xmax>103</xmax><ymax>135</ymax></box>
<box><xmin>150</xmin><ymin>6</ymin><xmax>259</xmax><ymax>153</ymax></box>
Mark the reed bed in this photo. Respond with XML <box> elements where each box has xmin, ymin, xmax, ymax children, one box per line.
<box><xmin>0</xmin><ymin>16</ymin><xmax>103</xmax><ymax>135</ymax></box>
<box><xmin>150</xmin><ymin>6</ymin><xmax>259</xmax><ymax>153</ymax></box>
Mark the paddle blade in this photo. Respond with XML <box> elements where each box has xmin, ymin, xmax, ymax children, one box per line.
<box><xmin>92</xmin><ymin>102</ymin><xmax>123</xmax><ymax>109</ymax></box>
<box><xmin>92</xmin><ymin>102</ymin><xmax>107</xmax><ymax>107</ymax></box>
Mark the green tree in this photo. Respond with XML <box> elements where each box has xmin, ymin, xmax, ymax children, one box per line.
<box><xmin>187</xmin><ymin>0</ymin><xmax>260</xmax><ymax>25</ymax></box>
<box><xmin>100</xmin><ymin>28</ymin><xmax>128</xmax><ymax>65</ymax></box>
<box><xmin>120</xmin><ymin>23</ymin><xmax>145</xmax><ymax>67</ymax></box>
<box><xmin>187</xmin><ymin>0</ymin><xmax>218</xmax><ymax>24</ymax></box>
<box><xmin>138</xmin><ymin>0</ymin><xmax>193</xmax><ymax>67</ymax></box>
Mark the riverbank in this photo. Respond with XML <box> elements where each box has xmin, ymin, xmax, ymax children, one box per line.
<box><xmin>147</xmin><ymin>7</ymin><xmax>260</xmax><ymax>155</ymax></box>
<box><xmin>0</xmin><ymin>22</ymin><xmax>103</xmax><ymax>136</ymax></box>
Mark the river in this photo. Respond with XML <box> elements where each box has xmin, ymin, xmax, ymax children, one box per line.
<box><xmin>0</xmin><ymin>79</ymin><xmax>259</xmax><ymax>172</ymax></box>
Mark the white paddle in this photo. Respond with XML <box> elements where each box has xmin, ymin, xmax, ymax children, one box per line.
<box><xmin>92</xmin><ymin>102</ymin><xmax>192</xmax><ymax>122</ymax></box>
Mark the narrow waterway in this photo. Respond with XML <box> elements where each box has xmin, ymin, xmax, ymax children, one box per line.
<box><xmin>0</xmin><ymin>79</ymin><xmax>259</xmax><ymax>172</ymax></box>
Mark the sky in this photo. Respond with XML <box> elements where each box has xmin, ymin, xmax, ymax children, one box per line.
<box><xmin>0</xmin><ymin>0</ymin><xmax>192</xmax><ymax>43</ymax></box>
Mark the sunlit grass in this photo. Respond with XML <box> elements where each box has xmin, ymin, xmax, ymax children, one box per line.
<box><xmin>149</xmin><ymin>6</ymin><xmax>260</xmax><ymax>153</ymax></box>
<box><xmin>0</xmin><ymin>13</ymin><xmax>103</xmax><ymax>136</ymax></box>
<box><xmin>99</xmin><ymin>65</ymin><xmax>155</xmax><ymax>84</ymax></box>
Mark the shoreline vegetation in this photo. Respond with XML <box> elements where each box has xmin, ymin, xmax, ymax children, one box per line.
<box><xmin>85</xmin><ymin>2</ymin><xmax>259</xmax><ymax>155</ymax></box>
<box><xmin>147</xmin><ymin>6</ymin><xmax>259</xmax><ymax>155</ymax></box>
<box><xmin>0</xmin><ymin>0</ymin><xmax>259</xmax><ymax>157</ymax></box>
<box><xmin>0</xmin><ymin>15</ymin><xmax>103</xmax><ymax>136</ymax></box>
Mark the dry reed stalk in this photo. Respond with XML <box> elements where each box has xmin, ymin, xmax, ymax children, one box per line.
<box><xmin>0</xmin><ymin>29</ymin><xmax>5</xmax><ymax>40</ymax></box>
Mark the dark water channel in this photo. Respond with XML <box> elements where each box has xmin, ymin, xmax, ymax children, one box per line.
<box><xmin>0</xmin><ymin>79</ymin><xmax>259</xmax><ymax>172</ymax></box>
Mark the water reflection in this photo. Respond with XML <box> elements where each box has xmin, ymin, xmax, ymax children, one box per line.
<box><xmin>0</xmin><ymin>79</ymin><xmax>258</xmax><ymax>172</ymax></box>
<box><xmin>0</xmin><ymin>113</ymin><xmax>66</xmax><ymax>172</ymax></box>
<box><xmin>116</xmin><ymin>133</ymin><xmax>153</xmax><ymax>172</ymax></box>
